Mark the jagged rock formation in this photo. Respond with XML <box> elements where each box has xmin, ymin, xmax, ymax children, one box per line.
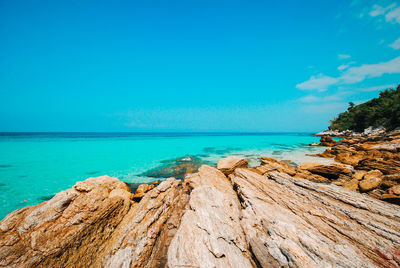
<box><xmin>316</xmin><ymin>130</ymin><xmax>400</xmax><ymax>203</ymax></box>
<box><xmin>0</xmin><ymin>176</ymin><xmax>190</xmax><ymax>267</ymax></box>
<box><xmin>1</xmin><ymin>158</ymin><xmax>400</xmax><ymax>267</ymax></box>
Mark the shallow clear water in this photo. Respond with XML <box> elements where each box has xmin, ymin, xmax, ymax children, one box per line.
<box><xmin>0</xmin><ymin>132</ymin><xmax>328</xmax><ymax>220</ymax></box>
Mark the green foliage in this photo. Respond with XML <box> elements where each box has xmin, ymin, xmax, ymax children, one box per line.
<box><xmin>329</xmin><ymin>84</ymin><xmax>400</xmax><ymax>132</ymax></box>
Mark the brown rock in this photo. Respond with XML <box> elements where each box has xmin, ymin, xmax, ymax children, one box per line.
<box><xmin>389</xmin><ymin>185</ymin><xmax>400</xmax><ymax>195</ymax></box>
<box><xmin>380</xmin><ymin>194</ymin><xmax>400</xmax><ymax>205</ymax></box>
<box><xmin>381</xmin><ymin>180</ymin><xmax>398</xmax><ymax>188</ymax></box>
<box><xmin>0</xmin><ymin>176</ymin><xmax>190</xmax><ymax>267</ymax></box>
<box><xmin>256</xmin><ymin>157</ymin><xmax>296</xmax><ymax>176</ymax></box>
<box><xmin>383</xmin><ymin>174</ymin><xmax>400</xmax><ymax>181</ymax></box>
<box><xmin>168</xmin><ymin>165</ymin><xmax>255</xmax><ymax>267</ymax></box>
<box><xmin>320</xmin><ymin>135</ymin><xmax>336</xmax><ymax>147</ymax></box>
<box><xmin>359</xmin><ymin>177</ymin><xmax>382</xmax><ymax>192</ymax></box>
<box><xmin>298</xmin><ymin>162</ymin><xmax>353</xmax><ymax>180</ymax></box>
<box><xmin>293</xmin><ymin>170</ymin><xmax>330</xmax><ymax>182</ymax></box>
<box><xmin>332</xmin><ymin>174</ymin><xmax>352</xmax><ymax>186</ymax></box>
<box><xmin>363</xmin><ymin>169</ymin><xmax>383</xmax><ymax>180</ymax></box>
<box><xmin>217</xmin><ymin>156</ymin><xmax>248</xmax><ymax>175</ymax></box>
<box><xmin>2</xmin><ymin>159</ymin><xmax>400</xmax><ymax>267</ymax></box>
<box><xmin>131</xmin><ymin>183</ymin><xmax>155</xmax><ymax>200</ymax></box>
<box><xmin>356</xmin><ymin>159</ymin><xmax>400</xmax><ymax>175</ymax></box>
<box><xmin>334</xmin><ymin>152</ymin><xmax>365</xmax><ymax>166</ymax></box>
<box><xmin>352</xmin><ymin>170</ymin><xmax>368</xmax><ymax>180</ymax></box>
<box><xmin>231</xmin><ymin>169</ymin><xmax>400</xmax><ymax>267</ymax></box>
<box><xmin>343</xmin><ymin>178</ymin><xmax>359</xmax><ymax>191</ymax></box>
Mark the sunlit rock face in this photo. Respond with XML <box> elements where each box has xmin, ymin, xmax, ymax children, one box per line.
<box><xmin>1</xmin><ymin>153</ymin><xmax>400</xmax><ymax>267</ymax></box>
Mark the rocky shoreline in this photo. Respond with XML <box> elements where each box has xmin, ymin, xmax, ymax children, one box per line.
<box><xmin>1</xmin><ymin>132</ymin><xmax>400</xmax><ymax>267</ymax></box>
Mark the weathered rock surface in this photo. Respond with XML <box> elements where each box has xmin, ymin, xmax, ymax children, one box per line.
<box><xmin>359</xmin><ymin>176</ymin><xmax>382</xmax><ymax>192</ymax></box>
<box><xmin>232</xmin><ymin>168</ymin><xmax>400</xmax><ymax>267</ymax></box>
<box><xmin>320</xmin><ymin>135</ymin><xmax>336</xmax><ymax>146</ymax></box>
<box><xmin>168</xmin><ymin>165</ymin><xmax>255</xmax><ymax>268</ymax></box>
<box><xmin>315</xmin><ymin>130</ymin><xmax>400</xmax><ymax>200</ymax></box>
<box><xmin>1</xmin><ymin>160</ymin><xmax>400</xmax><ymax>267</ymax></box>
<box><xmin>298</xmin><ymin>162</ymin><xmax>353</xmax><ymax>180</ymax></box>
<box><xmin>217</xmin><ymin>156</ymin><xmax>248</xmax><ymax>175</ymax></box>
<box><xmin>0</xmin><ymin>176</ymin><xmax>190</xmax><ymax>267</ymax></box>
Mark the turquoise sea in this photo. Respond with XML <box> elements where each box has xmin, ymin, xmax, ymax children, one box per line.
<box><xmin>0</xmin><ymin>132</ymin><xmax>330</xmax><ymax>220</ymax></box>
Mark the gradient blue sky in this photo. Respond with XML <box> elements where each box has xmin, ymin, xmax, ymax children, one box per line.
<box><xmin>0</xmin><ymin>0</ymin><xmax>399</xmax><ymax>132</ymax></box>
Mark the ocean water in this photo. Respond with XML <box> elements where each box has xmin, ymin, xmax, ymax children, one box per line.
<box><xmin>0</xmin><ymin>132</ymin><xmax>330</xmax><ymax>220</ymax></box>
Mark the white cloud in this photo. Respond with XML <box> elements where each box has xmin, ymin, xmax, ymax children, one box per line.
<box><xmin>386</xmin><ymin>7</ymin><xmax>400</xmax><ymax>23</ymax></box>
<box><xmin>341</xmin><ymin>56</ymin><xmax>400</xmax><ymax>83</ymax></box>
<box><xmin>338</xmin><ymin>54</ymin><xmax>351</xmax><ymax>59</ymax></box>
<box><xmin>369</xmin><ymin>4</ymin><xmax>395</xmax><ymax>17</ymax></box>
<box><xmin>297</xmin><ymin>56</ymin><xmax>400</xmax><ymax>90</ymax></box>
<box><xmin>359</xmin><ymin>84</ymin><xmax>398</xmax><ymax>92</ymax></box>
<box><xmin>338</xmin><ymin>64</ymin><xmax>349</xmax><ymax>71</ymax></box>
<box><xmin>296</xmin><ymin>74</ymin><xmax>338</xmax><ymax>91</ymax></box>
<box><xmin>389</xmin><ymin>37</ymin><xmax>400</xmax><ymax>49</ymax></box>
<box><xmin>369</xmin><ymin>3</ymin><xmax>400</xmax><ymax>24</ymax></box>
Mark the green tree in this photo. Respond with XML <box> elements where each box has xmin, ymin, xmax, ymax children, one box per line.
<box><xmin>328</xmin><ymin>84</ymin><xmax>400</xmax><ymax>131</ymax></box>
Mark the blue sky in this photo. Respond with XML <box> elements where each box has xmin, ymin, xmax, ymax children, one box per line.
<box><xmin>0</xmin><ymin>0</ymin><xmax>399</xmax><ymax>132</ymax></box>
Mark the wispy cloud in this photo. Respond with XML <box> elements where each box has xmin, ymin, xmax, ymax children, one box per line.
<box><xmin>358</xmin><ymin>84</ymin><xmax>398</xmax><ymax>92</ymax></box>
<box><xmin>338</xmin><ymin>64</ymin><xmax>349</xmax><ymax>71</ymax></box>
<box><xmin>369</xmin><ymin>3</ymin><xmax>400</xmax><ymax>24</ymax></box>
<box><xmin>389</xmin><ymin>37</ymin><xmax>400</xmax><ymax>49</ymax></box>
<box><xmin>341</xmin><ymin>56</ymin><xmax>400</xmax><ymax>83</ymax></box>
<box><xmin>369</xmin><ymin>4</ymin><xmax>395</xmax><ymax>17</ymax></box>
<box><xmin>386</xmin><ymin>6</ymin><xmax>400</xmax><ymax>23</ymax></box>
<box><xmin>297</xmin><ymin>56</ymin><xmax>400</xmax><ymax>90</ymax></box>
<box><xmin>338</xmin><ymin>54</ymin><xmax>351</xmax><ymax>59</ymax></box>
<box><xmin>296</xmin><ymin>74</ymin><xmax>338</xmax><ymax>91</ymax></box>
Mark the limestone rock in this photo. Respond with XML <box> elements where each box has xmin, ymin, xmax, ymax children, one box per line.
<box><xmin>2</xmin><ymin>163</ymin><xmax>400</xmax><ymax>267</ymax></box>
<box><xmin>298</xmin><ymin>162</ymin><xmax>353</xmax><ymax>180</ymax></box>
<box><xmin>0</xmin><ymin>176</ymin><xmax>190</xmax><ymax>268</ymax></box>
<box><xmin>359</xmin><ymin>177</ymin><xmax>382</xmax><ymax>192</ymax></box>
<box><xmin>217</xmin><ymin>156</ymin><xmax>248</xmax><ymax>175</ymax></box>
<box><xmin>257</xmin><ymin>157</ymin><xmax>296</xmax><ymax>176</ymax></box>
<box><xmin>343</xmin><ymin>178</ymin><xmax>359</xmax><ymax>191</ymax></box>
<box><xmin>168</xmin><ymin>165</ymin><xmax>255</xmax><ymax>268</ymax></box>
<box><xmin>232</xmin><ymin>168</ymin><xmax>400</xmax><ymax>267</ymax></box>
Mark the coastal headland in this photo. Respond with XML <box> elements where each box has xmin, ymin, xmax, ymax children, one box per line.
<box><xmin>1</xmin><ymin>130</ymin><xmax>400</xmax><ymax>267</ymax></box>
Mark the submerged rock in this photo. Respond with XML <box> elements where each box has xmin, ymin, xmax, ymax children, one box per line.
<box><xmin>141</xmin><ymin>155</ymin><xmax>209</xmax><ymax>180</ymax></box>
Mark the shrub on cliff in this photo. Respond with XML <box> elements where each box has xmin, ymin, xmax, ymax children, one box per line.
<box><xmin>329</xmin><ymin>84</ymin><xmax>400</xmax><ymax>132</ymax></box>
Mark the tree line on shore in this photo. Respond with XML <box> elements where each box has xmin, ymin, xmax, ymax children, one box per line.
<box><xmin>329</xmin><ymin>84</ymin><xmax>400</xmax><ymax>132</ymax></box>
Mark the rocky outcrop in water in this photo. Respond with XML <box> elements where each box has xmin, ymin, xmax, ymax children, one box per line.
<box><xmin>1</xmin><ymin>152</ymin><xmax>400</xmax><ymax>267</ymax></box>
